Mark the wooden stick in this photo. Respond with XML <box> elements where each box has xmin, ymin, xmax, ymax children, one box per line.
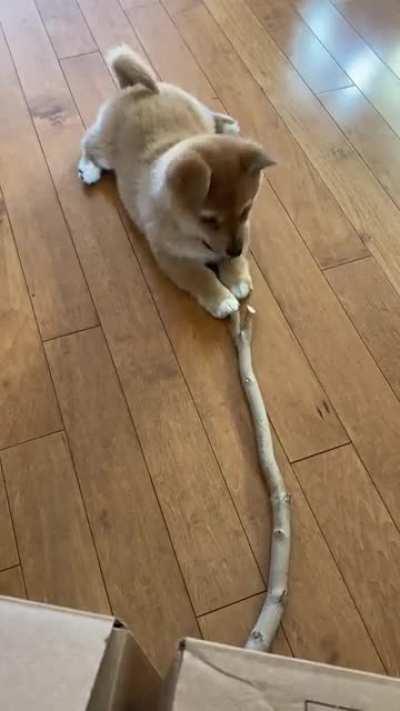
<box><xmin>230</xmin><ymin>305</ymin><xmax>291</xmax><ymax>652</ymax></box>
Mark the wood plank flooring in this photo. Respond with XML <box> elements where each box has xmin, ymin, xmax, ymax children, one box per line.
<box><xmin>0</xmin><ymin>0</ymin><xmax>399</xmax><ymax>676</ymax></box>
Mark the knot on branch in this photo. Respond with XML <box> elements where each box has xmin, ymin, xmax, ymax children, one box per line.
<box><xmin>273</xmin><ymin>527</ymin><xmax>286</xmax><ymax>539</ymax></box>
<box><xmin>268</xmin><ymin>589</ymin><xmax>288</xmax><ymax>606</ymax></box>
<box><xmin>271</xmin><ymin>492</ymin><xmax>291</xmax><ymax>505</ymax></box>
<box><xmin>249</xmin><ymin>629</ymin><xmax>265</xmax><ymax>642</ymax></box>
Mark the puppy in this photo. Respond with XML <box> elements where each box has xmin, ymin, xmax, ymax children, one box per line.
<box><xmin>79</xmin><ymin>46</ymin><xmax>274</xmax><ymax>318</ymax></box>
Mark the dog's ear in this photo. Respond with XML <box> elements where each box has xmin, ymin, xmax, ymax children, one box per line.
<box><xmin>240</xmin><ymin>140</ymin><xmax>275</xmax><ymax>175</ymax></box>
<box><xmin>167</xmin><ymin>151</ymin><xmax>211</xmax><ymax>208</ymax></box>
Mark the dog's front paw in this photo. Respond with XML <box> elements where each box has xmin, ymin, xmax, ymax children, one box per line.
<box><xmin>229</xmin><ymin>277</ymin><xmax>253</xmax><ymax>300</ymax></box>
<box><xmin>219</xmin><ymin>257</ymin><xmax>252</xmax><ymax>301</ymax></box>
<box><xmin>78</xmin><ymin>157</ymin><xmax>101</xmax><ymax>185</ymax></box>
<box><xmin>203</xmin><ymin>293</ymin><xmax>240</xmax><ymax>319</ymax></box>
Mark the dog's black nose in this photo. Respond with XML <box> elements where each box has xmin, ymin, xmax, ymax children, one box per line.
<box><xmin>227</xmin><ymin>246</ymin><xmax>242</xmax><ymax>258</ymax></box>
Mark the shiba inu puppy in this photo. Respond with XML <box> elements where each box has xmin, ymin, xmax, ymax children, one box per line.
<box><xmin>79</xmin><ymin>45</ymin><xmax>274</xmax><ymax>318</ymax></box>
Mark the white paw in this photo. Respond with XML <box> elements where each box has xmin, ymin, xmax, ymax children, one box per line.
<box><xmin>230</xmin><ymin>279</ymin><xmax>253</xmax><ymax>300</ymax></box>
<box><xmin>78</xmin><ymin>157</ymin><xmax>101</xmax><ymax>185</ymax></box>
<box><xmin>222</xmin><ymin>119</ymin><xmax>240</xmax><ymax>136</ymax></box>
<box><xmin>207</xmin><ymin>293</ymin><xmax>240</xmax><ymax>319</ymax></box>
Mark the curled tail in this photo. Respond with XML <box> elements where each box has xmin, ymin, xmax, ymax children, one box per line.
<box><xmin>107</xmin><ymin>45</ymin><xmax>159</xmax><ymax>93</ymax></box>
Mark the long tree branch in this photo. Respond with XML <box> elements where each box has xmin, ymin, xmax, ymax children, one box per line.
<box><xmin>230</xmin><ymin>305</ymin><xmax>291</xmax><ymax>652</ymax></box>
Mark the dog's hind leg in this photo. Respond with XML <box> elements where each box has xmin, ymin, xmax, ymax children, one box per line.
<box><xmin>213</xmin><ymin>112</ymin><xmax>240</xmax><ymax>136</ymax></box>
<box><xmin>78</xmin><ymin>150</ymin><xmax>102</xmax><ymax>185</ymax></box>
<box><xmin>78</xmin><ymin>112</ymin><xmax>112</xmax><ymax>185</ymax></box>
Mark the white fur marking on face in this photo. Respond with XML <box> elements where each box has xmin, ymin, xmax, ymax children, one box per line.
<box><xmin>200</xmin><ymin>210</ymin><xmax>219</xmax><ymax>222</ymax></box>
<box><xmin>78</xmin><ymin>157</ymin><xmax>101</xmax><ymax>185</ymax></box>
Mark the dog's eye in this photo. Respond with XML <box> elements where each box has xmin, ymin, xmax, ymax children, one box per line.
<box><xmin>239</xmin><ymin>205</ymin><xmax>251</xmax><ymax>222</ymax></box>
<box><xmin>200</xmin><ymin>214</ymin><xmax>220</xmax><ymax>229</ymax></box>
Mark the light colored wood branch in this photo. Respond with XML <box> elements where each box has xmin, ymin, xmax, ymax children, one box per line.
<box><xmin>230</xmin><ymin>305</ymin><xmax>291</xmax><ymax>652</ymax></box>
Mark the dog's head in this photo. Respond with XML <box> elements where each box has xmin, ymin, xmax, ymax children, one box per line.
<box><xmin>164</xmin><ymin>135</ymin><xmax>274</xmax><ymax>259</ymax></box>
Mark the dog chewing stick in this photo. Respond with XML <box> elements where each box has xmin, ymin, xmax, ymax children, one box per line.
<box><xmin>230</xmin><ymin>305</ymin><xmax>291</xmax><ymax>652</ymax></box>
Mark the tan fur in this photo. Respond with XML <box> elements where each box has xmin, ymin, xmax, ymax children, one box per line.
<box><xmin>107</xmin><ymin>44</ymin><xmax>158</xmax><ymax>93</ymax></box>
<box><xmin>79</xmin><ymin>46</ymin><xmax>274</xmax><ymax>318</ymax></box>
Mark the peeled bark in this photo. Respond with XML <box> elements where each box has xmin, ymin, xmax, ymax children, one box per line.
<box><xmin>231</xmin><ymin>306</ymin><xmax>291</xmax><ymax>652</ymax></box>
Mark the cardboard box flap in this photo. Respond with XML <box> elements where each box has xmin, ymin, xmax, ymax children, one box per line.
<box><xmin>167</xmin><ymin>638</ymin><xmax>400</xmax><ymax>710</ymax></box>
<box><xmin>0</xmin><ymin>596</ymin><xmax>114</xmax><ymax>711</ymax></box>
<box><xmin>89</xmin><ymin>622</ymin><xmax>162</xmax><ymax>711</ymax></box>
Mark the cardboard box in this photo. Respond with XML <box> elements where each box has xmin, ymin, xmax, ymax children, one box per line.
<box><xmin>0</xmin><ymin>596</ymin><xmax>161</xmax><ymax>711</ymax></box>
<box><xmin>4</xmin><ymin>597</ymin><xmax>400</xmax><ymax>711</ymax></box>
<box><xmin>165</xmin><ymin>638</ymin><xmax>400</xmax><ymax>710</ymax></box>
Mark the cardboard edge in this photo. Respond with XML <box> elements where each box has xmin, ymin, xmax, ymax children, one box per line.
<box><xmin>160</xmin><ymin>640</ymin><xmax>185</xmax><ymax>711</ymax></box>
<box><xmin>89</xmin><ymin>619</ymin><xmax>162</xmax><ymax>711</ymax></box>
<box><xmin>182</xmin><ymin>638</ymin><xmax>393</xmax><ymax>685</ymax></box>
<box><xmin>0</xmin><ymin>595</ymin><xmax>114</xmax><ymax>624</ymax></box>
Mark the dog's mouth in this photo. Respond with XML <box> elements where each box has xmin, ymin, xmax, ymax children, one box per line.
<box><xmin>202</xmin><ymin>240</ymin><xmax>214</xmax><ymax>252</ymax></box>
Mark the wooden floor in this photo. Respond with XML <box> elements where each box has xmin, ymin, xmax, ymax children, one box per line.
<box><xmin>1</xmin><ymin>0</ymin><xmax>400</xmax><ymax>676</ymax></box>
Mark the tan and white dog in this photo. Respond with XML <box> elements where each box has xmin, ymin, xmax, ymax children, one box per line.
<box><xmin>79</xmin><ymin>45</ymin><xmax>274</xmax><ymax>318</ymax></box>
